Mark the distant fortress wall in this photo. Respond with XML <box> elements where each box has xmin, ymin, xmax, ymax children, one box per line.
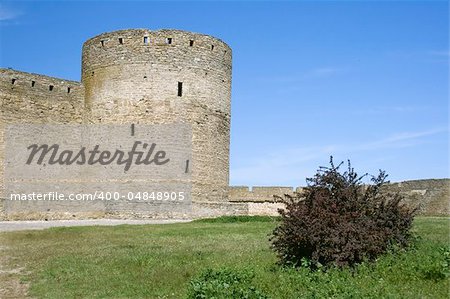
<box><xmin>229</xmin><ymin>179</ymin><xmax>450</xmax><ymax>216</ymax></box>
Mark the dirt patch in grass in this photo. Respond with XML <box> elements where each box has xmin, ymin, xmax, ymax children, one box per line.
<box><xmin>0</xmin><ymin>244</ymin><xmax>30</xmax><ymax>298</ymax></box>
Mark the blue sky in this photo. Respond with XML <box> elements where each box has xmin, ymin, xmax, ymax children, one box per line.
<box><xmin>0</xmin><ymin>1</ymin><xmax>448</xmax><ymax>186</ymax></box>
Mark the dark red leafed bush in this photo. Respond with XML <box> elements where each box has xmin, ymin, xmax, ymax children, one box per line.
<box><xmin>270</xmin><ymin>157</ymin><xmax>417</xmax><ymax>269</ymax></box>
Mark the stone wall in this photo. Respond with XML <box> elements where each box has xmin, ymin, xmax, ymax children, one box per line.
<box><xmin>382</xmin><ymin>179</ymin><xmax>449</xmax><ymax>216</ymax></box>
<box><xmin>229</xmin><ymin>186</ymin><xmax>297</xmax><ymax>202</ymax></box>
<box><xmin>229</xmin><ymin>179</ymin><xmax>450</xmax><ymax>216</ymax></box>
<box><xmin>0</xmin><ymin>68</ymin><xmax>85</xmax><ymax>201</ymax></box>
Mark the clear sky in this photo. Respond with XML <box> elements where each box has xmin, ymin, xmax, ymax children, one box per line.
<box><xmin>0</xmin><ymin>1</ymin><xmax>448</xmax><ymax>186</ymax></box>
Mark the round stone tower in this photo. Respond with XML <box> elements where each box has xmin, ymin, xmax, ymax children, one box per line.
<box><xmin>81</xmin><ymin>29</ymin><xmax>232</xmax><ymax>203</ymax></box>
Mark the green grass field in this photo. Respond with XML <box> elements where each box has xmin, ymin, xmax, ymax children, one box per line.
<box><xmin>0</xmin><ymin>217</ymin><xmax>449</xmax><ymax>298</ymax></box>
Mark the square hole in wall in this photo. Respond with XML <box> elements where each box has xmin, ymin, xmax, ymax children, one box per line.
<box><xmin>119</xmin><ymin>38</ymin><xmax>123</xmax><ymax>44</ymax></box>
<box><xmin>189</xmin><ymin>40</ymin><xmax>194</xmax><ymax>46</ymax></box>
<box><xmin>144</xmin><ymin>36</ymin><xmax>149</xmax><ymax>44</ymax></box>
<box><xmin>31</xmin><ymin>81</ymin><xmax>35</xmax><ymax>87</ymax></box>
<box><xmin>166</xmin><ymin>37</ymin><xmax>172</xmax><ymax>44</ymax></box>
<box><xmin>49</xmin><ymin>85</ymin><xmax>54</xmax><ymax>91</ymax></box>
<box><xmin>177</xmin><ymin>82</ymin><xmax>183</xmax><ymax>97</ymax></box>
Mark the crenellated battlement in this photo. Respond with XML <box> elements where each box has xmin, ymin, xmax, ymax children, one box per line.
<box><xmin>228</xmin><ymin>179</ymin><xmax>450</xmax><ymax>216</ymax></box>
<box><xmin>229</xmin><ymin>186</ymin><xmax>299</xmax><ymax>202</ymax></box>
<box><xmin>0</xmin><ymin>68</ymin><xmax>85</xmax><ymax>126</ymax></box>
<box><xmin>0</xmin><ymin>68</ymin><xmax>83</xmax><ymax>99</ymax></box>
<box><xmin>83</xmin><ymin>29</ymin><xmax>231</xmax><ymax>53</ymax></box>
<box><xmin>81</xmin><ymin>29</ymin><xmax>231</xmax><ymax>74</ymax></box>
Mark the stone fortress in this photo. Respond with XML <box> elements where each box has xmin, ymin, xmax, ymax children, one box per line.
<box><xmin>0</xmin><ymin>29</ymin><xmax>448</xmax><ymax>220</ymax></box>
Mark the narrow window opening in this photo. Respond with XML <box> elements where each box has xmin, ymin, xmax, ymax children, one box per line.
<box><xmin>101</xmin><ymin>40</ymin><xmax>105</xmax><ymax>47</ymax></box>
<box><xmin>211</xmin><ymin>45</ymin><xmax>214</xmax><ymax>50</ymax></box>
<box><xmin>185</xmin><ymin>160</ymin><xmax>189</xmax><ymax>173</ymax></box>
<box><xmin>189</xmin><ymin>40</ymin><xmax>194</xmax><ymax>46</ymax></box>
<box><xmin>11</xmin><ymin>78</ymin><xmax>16</xmax><ymax>84</ymax></box>
<box><xmin>31</xmin><ymin>81</ymin><xmax>35</xmax><ymax>87</ymax></box>
<box><xmin>177</xmin><ymin>82</ymin><xmax>183</xmax><ymax>97</ymax></box>
<box><xmin>49</xmin><ymin>85</ymin><xmax>54</xmax><ymax>91</ymax></box>
<box><xmin>144</xmin><ymin>36</ymin><xmax>148</xmax><ymax>44</ymax></box>
<box><xmin>67</xmin><ymin>87</ymin><xmax>71</xmax><ymax>93</ymax></box>
<box><xmin>166</xmin><ymin>37</ymin><xmax>172</xmax><ymax>44</ymax></box>
<box><xmin>119</xmin><ymin>38</ymin><xmax>123</xmax><ymax>44</ymax></box>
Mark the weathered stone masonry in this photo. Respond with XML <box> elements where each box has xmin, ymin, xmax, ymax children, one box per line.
<box><xmin>0</xmin><ymin>29</ymin><xmax>448</xmax><ymax>219</ymax></box>
<box><xmin>229</xmin><ymin>179</ymin><xmax>450</xmax><ymax>216</ymax></box>
<box><xmin>0</xmin><ymin>29</ymin><xmax>242</xmax><ymax>219</ymax></box>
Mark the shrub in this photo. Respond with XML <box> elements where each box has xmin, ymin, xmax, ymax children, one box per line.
<box><xmin>271</xmin><ymin>157</ymin><xmax>417</xmax><ymax>269</ymax></box>
<box><xmin>187</xmin><ymin>268</ymin><xmax>269</xmax><ymax>299</ymax></box>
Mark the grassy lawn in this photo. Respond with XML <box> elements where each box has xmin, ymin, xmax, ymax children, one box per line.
<box><xmin>0</xmin><ymin>216</ymin><xmax>449</xmax><ymax>298</ymax></box>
